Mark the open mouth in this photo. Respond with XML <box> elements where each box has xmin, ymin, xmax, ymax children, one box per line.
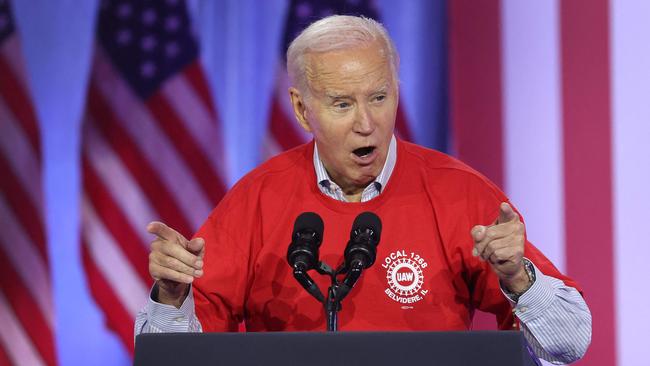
<box><xmin>352</xmin><ymin>146</ymin><xmax>376</xmax><ymax>158</ymax></box>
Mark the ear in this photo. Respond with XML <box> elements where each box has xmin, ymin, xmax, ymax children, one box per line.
<box><xmin>289</xmin><ymin>87</ymin><xmax>312</xmax><ymax>133</ymax></box>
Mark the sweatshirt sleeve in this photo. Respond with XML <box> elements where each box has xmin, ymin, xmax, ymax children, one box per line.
<box><xmin>190</xmin><ymin>181</ymin><xmax>260</xmax><ymax>332</ymax></box>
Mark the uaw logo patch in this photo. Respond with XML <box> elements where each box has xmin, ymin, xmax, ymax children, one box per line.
<box><xmin>382</xmin><ymin>249</ymin><xmax>429</xmax><ymax>306</ymax></box>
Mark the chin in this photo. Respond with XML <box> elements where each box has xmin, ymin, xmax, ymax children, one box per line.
<box><xmin>350</xmin><ymin>172</ymin><xmax>377</xmax><ymax>187</ymax></box>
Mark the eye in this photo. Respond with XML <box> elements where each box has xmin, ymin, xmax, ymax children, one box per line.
<box><xmin>373</xmin><ymin>94</ymin><xmax>386</xmax><ymax>102</ymax></box>
<box><xmin>334</xmin><ymin>102</ymin><xmax>351</xmax><ymax>109</ymax></box>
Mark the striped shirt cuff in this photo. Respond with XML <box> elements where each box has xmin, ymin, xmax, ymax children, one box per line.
<box><xmin>499</xmin><ymin>259</ymin><xmax>591</xmax><ymax>363</ymax></box>
<box><xmin>146</xmin><ymin>284</ymin><xmax>200</xmax><ymax>333</ymax></box>
<box><xmin>509</xmin><ymin>260</ymin><xmax>562</xmax><ymax>323</ymax></box>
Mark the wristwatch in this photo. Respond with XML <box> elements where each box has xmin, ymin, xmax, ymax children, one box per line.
<box><xmin>505</xmin><ymin>258</ymin><xmax>536</xmax><ymax>303</ymax></box>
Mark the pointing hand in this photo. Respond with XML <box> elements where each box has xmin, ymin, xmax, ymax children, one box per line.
<box><xmin>147</xmin><ymin>221</ymin><xmax>205</xmax><ymax>307</ymax></box>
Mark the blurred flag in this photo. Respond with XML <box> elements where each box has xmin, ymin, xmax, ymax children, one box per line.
<box><xmin>80</xmin><ymin>0</ymin><xmax>226</xmax><ymax>353</ymax></box>
<box><xmin>263</xmin><ymin>0</ymin><xmax>413</xmax><ymax>158</ymax></box>
<box><xmin>449</xmin><ymin>0</ymin><xmax>625</xmax><ymax>365</ymax></box>
<box><xmin>0</xmin><ymin>1</ymin><xmax>57</xmax><ymax>365</ymax></box>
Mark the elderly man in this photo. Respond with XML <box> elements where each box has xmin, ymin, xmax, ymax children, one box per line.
<box><xmin>136</xmin><ymin>15</ymin><xmax>591</xmax><ymax>364</ymax></box>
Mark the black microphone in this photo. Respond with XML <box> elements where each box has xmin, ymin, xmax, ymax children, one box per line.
<box><xmin>337</xmin><ymin>212</ymin><xmax>382</xmax><ymax>301</ymax></box>
<box><xmin>287</xmin><ymin>212</ymin><xmax>325</xmax><ymax>302</ymax></box>
<box><xmin>287</xmin><ymin>212</ymin><xmax>324</xmax><ymax>271</ymax></box>
<box><xmin>343</xmin><ymin>211</ymin><xmax>382</xmax><ymax>271</ymax></box>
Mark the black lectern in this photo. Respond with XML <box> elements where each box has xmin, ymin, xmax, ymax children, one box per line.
<box><xmin>134</xmin><ymin>331</ymin><xmax>540</xmax><ymax>366</ymax></box>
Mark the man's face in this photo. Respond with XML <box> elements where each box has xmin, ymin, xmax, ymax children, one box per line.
<box><xmin>290</xmin><ymin>41</ymin><xmax>398</xmax><ymax>194</ymax></box>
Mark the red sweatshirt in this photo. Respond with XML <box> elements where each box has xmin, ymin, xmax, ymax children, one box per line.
<box><xmin>192</xmin><ymin>139</ymin><xmax>579</xmax><ymax>332</ymax></box>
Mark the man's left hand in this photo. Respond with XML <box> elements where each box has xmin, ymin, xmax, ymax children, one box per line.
<box><xmin>471</xmin><ymin>202</ymin><xmax>530</xmax><ymax>293</ymax></box>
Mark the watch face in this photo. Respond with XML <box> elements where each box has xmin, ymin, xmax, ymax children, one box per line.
<box><xmin>524</xmin><ymin>259</ymin><xmax>536</xmax><ymax>282</ymax></box>
<box><xmin>506</xmin><ymin>259</ymin><xmax>535</xmax><ymax>302</ymax></box>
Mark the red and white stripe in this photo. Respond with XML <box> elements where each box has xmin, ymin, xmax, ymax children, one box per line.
<box><xmin>81</xmin><ymin>48</ymin><xmax>227</xmax><ymax>353</ymax></box>
<box><xmin>0</xmin><ymin>33</ymin><xmax>57</xmax><ymax>365</ymax></box>
<box><xmin>450</xmin><ymin>1</ymin><xmax>649</xmax><ymax>365</ymax></box>
<box><xmin>262</xmin><ymin>67</ymin><xmax>312</xmax><ymax>158</ymax></box>
<box><xmin>610</xmin><ymin>2</ymin><xmax>650</xmax><ymax>366</ymax></box>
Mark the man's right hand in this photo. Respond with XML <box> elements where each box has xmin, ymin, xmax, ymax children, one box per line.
<box><xmin>147</xmin><ymin>221</ymin><xmax>205</xmax><ymax>308</ymax></box>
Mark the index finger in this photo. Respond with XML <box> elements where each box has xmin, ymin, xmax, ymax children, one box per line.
<box><xmin>147</xmin><ymin>221</ymin><xmax>184</xmax><ymax>243</ymax></box>
<box><xmin>497</xmin><ymin>202</ymin><xmax>520</xmax><ymax>225</ymax></box>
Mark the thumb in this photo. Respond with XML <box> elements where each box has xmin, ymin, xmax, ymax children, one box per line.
<box><xmin>497</xmin><ymin>202</ymin><xmax>518</xmax><ymax>224</ymax></box>
<box><xmin>187</xmin><ymin>237</ymin><xmax>205</xmax><ymax>256</ymax></box>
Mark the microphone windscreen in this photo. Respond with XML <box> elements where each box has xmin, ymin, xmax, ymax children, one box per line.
<box><xmin>351</xmin><ymin>211</ymin><xmax>382</xmax><ymax>239</ymax></box>
<box><xmin>293</xmin><ymin>212</ymin><xmax>324</xmax><ymax>237</ymax></box>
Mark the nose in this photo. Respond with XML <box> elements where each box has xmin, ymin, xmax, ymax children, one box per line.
<box><xmin>353</xmin><ymin>104</ymin><xmax>375</xmax><ymax>136</ymax></box>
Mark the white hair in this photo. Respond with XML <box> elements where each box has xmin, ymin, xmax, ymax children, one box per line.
<box><xmin>286</xmin><ymin>15</ymin><xmax>400</xmax><ymax>93</ymax></box>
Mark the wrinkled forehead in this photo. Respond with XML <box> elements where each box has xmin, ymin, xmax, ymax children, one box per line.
<box><xmin>303</xmin><ymin>42</ymin><xmax>395</xmax><ymax>95</ymax></box>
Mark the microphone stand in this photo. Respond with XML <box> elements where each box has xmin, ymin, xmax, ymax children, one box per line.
<box><xmin>293</xmin><ymin>262</ymin><xmax>341</xmax><ymax>331</ymax></box>
<box><xmin>317</xmin><ymin>261</ymin><xmax>364</xmax><ymax>332</ymax></box>
<box><xmin>292</xmin><ymin>263</ymin><xmax>325</xmax><ymax>303</ymax></box>
<box><xmin>313</xmin><ymin>261</ymin><xmax>339</xmax><ymax>331</ymax></box>
<box><xmin>325</xmin><ymin>286</ymin><xmax>340</xmax><ymax>331</ymax></box>
<box><xmin>295</xmin><ymin>260</ymin><xmax>367</xmax><ymax>332</ymax></box>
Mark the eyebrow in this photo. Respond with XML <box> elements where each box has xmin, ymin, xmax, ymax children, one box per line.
<box><xmin>325</xmin><ymin>92</ymin><xmax>349</xmax><ymax>100</ymax></box>
<box><xmin>324</xmin><ymin>84</ymin><xmax>391</xmax><ymax>100</ymax></box>
<box><xmin>372</xmin><ymin>84</ymin><xmax>389</xmax><ymax>94</ymax></box>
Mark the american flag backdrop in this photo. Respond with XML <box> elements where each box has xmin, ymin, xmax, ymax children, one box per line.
<box><xmin>80</xmin><ymin>0</ymin><xmax>226</xmax><ymax>353</ymax></box>
<box><xmin>448</xmin><ymin>0</ymin><xmax>649</xmax><ymax>365</ymax></box>
<box><xmin>263</xmin><ymin>0</ymin><xmax>413</xmax><ymax>158</ymax></box>
<box><xmin>0</xmin><ymin>1</ymin><xmax>57</xmax><ymax>365</ymax></box>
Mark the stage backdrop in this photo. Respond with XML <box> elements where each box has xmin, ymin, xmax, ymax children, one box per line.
<box><xmin>0</xmin><ymin>0</ymin><xmax>647</xmax><ymax>365</ymax></box>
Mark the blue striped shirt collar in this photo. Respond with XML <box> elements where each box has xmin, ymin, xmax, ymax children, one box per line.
<box><xmin>313</xmin><ymin>135</ymin><xmax>397</xmax><ymax>202</ymax></box>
